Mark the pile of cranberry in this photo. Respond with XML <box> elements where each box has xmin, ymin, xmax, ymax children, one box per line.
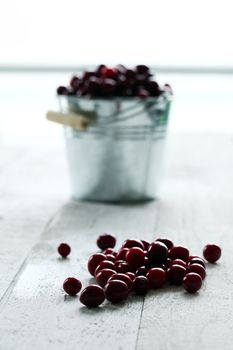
<box><xmin>56</xmin><ymin>64</ymin><xmax>172</xmax><ymax>98</ymax></box>
<box><xmin>58</xmin><ymin>234</ymin><xmax>221</xmax><ymax>308</ymax></box>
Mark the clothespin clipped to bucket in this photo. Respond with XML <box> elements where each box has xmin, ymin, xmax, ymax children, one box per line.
<box><xmin>46</xmin><ymin>110</ymin><xmax>95</xmax><ymax>131</ymax></box>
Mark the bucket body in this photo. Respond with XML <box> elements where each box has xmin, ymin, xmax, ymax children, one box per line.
<box><xmin>59</xmin><ymin>94</ymin><xmax>171</xmax><ymax>202</ymax></box>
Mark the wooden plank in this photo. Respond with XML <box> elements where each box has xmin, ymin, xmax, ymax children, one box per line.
<box><xmin>136</xmin><ymin>134</ymin><xmax>233</xmax><ymax>350</ymax></box>
<box><xmin>0</xmin><ymin>146</ymin><xmax>68</xmax><ymax>299</ymax></box>
<box><xmin>0</xmin><ymin>201</ymin><xmax>157</xmax><ymax>350</ymax></box>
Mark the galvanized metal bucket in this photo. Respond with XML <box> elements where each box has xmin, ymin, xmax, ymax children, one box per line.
<box><xmin>58</xmin><ymin>93</ymin><xmax>172</xmax><ymax>202</ymax></box>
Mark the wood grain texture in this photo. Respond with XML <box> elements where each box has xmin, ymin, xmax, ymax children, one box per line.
<box><xmin>0</xmin><ymin>134</ymin><xmax>233</xmax><ymax>350</ymax></box>
<box><xmin>0</xmin><ymin>201</ymin><xmax>157</xmax><ymax>350</ymax></box>
<box><xmin>0</xmin><ymin>146</ymin><xmax>69</xmax><ymax>299</ymax></box>
<box><xmin>136</xmin><ymin>134</ymin><xmax>233</xmax><ymax>350</ymax></box>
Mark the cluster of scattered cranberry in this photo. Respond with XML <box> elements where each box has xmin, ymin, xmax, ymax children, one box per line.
<box><xmin>58</xmin><ymin>234</ymin><xmax>221</xmax><ymax>308</ymax></box>
<box><xmin>56</xmin><ymin>64</ymin><xmax>172</xmax><ymax>98</ymax></box>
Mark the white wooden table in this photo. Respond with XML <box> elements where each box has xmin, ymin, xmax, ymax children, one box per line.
<box><xmin>0</xmin><ymin>133</ymin><xmax>233</xmax><ymax>350</ymax></box>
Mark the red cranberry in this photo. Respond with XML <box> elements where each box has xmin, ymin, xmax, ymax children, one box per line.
<box><xmin>94</xmin><ymin>260</ymin><xmax>116</xmax><ymax>276</ymax></box>
<box><xmin>136</xmin><ymin>65</ymin><xmax>149</xmax><ymax>74</ymax></box>
<box><xmin>146</xmin><ymin>268</ymin><xmax>166</xmax><ymax>289</ymax></box>
<box><xmin>136</xmin><ymin>266</ymin><xmax>147</xmax><ymax>276</ymax></box>
<box><xmin>170</xmin><ymin>259</ymin><xmax>187</xmax><ymax>268</ymax></box>
<box><xmin>103</xmin><ymin>248</ymin><xmax>117</xmax><ymax>256</ymax></box>
<box><xmin>95</xmin><ymin>269</ymin><xmax>116</xmax><ymax>287</ymax></box>
<box><xmin>70</xmin><ymin>76</ymin><xmax>80</xmax><ymax>90</ymax></box>
<box><xmin>187</xmin><ymin>263</ymin><xmax>206</xmax><ymax>280</ymax></box>
<box><xmin>122</xmin><ymin>239</ymin><xmax>145</xmax><ymax>250</ymax></box>
<box><xmin>189</xmin><ymin>258</ymin><xmax>206</xmax><ymax>268</ymax></box>
<box><xmin>104</xmin><ymin>280</ymin><xmax>129</xmax><ymax>303</ymax></box>
<box><xmin>101</xmin><ymin>79</ymin><xmax>116</xmax><ymax>95</ymax></box>
<box><xmin>108</xmin><ymin>273</ymin><xmax>133</xmax><ymax>290</ymax></box>
<box><xmin>126</xmin><ymin>247</ymin><xmax>146</xmax><ymax>269</ymax></box>
<box><xmin>125</xmin><ymin>69</ymin><xmax>135</xmax><ymax>79</ymax></box>
<box><xmin>87</xmin><ymin>253</ymin><xmax>106</xmax><ymax>276</ymax></box>
<box><xmin>168</xmin><ymin>246</ymin><xmax>189</xmax><ymax>262</ymax></box>
<box><xmin>86</xmin><ymin>76</ymin><xmax>100</xmax><ymax>93</ymax></box>
<box><xmin>57</xmin><ymin>243</ymin><xmax>71</xmax><ymax>258</ymax></box>
<box><xmin>203</xmin><ymin>244</ymin><xmax>221</xmax><ymax>263</ymax></box>
<box><xmin>183</xmin><ymin>273</ymin><xmax>202</xmax><ymax>293</ymax></box>
<box><xmin>63</xmin><ymin>277</ymin><xmax>82</xmax><ymax>296</ymax></box>
<box><xmin>146</xmin><ymin>81</ymin><xmax>160</xmax><ymax>96</ymax></box>
<box><xmin>133</xmin><ymin>276</ymin><xmax>149</xmax><ymax>295</ymax></box>
<box><xmin>105</xmin><ymin>254</ymin><xmax>116</xmax><ymax>263</ymax></box>
<box><xmin>96</xmin><ymin>64</ymin><xmax>106</xmax><ymax>76</ymax></box>
<box><xmin>141</xmin><ymin>240</ymin><xmax>150</xmax><ymax>251</ymax></box>
<box><xmin>147</xmin><ymin>242</ymin><xmax>168</xmax><ymax>264</ymax></box>
<box><xmin>137</xmin><ymin>88</ymin><xmax>149</xmax><ymax>98</ymax></box>
<box><xmin>79</xmin><ymin>285</ymin><xmax>105</xmax><ymax>307</ymax></box>
<box><xmin>97</xmin><ymin>233</ymin><xmax>116</xmax><ymax>250</ymax></box>
<box><xmin>188</xmin><ymin>255</ymin><xmax>205</xmax><ymax>263</ymax></box>
<box><xmin>156</xmin><ymin>238</ymin><xmax>174</xmax><ymax>250</ymax></box>
<box><xmin>83</xmin><ymin>71</ymin><xmax>96</xmax><ymax>80</ymax></box>
<box><xmin>126</xmin><ymin>272</ymin><xmax>136</xmax><ymax>281</ymax></box>
<box><xmin>167</xmin><ymin>264</ymin><xmax>186</xmax><ymax>285</ymax></box>
<box><xmin>115</xmin><ymin>260</ymin><xmax>130</xmax><ymax>273</ymax></box>
<box><xmin>115</xmin><ymin>248</ymin><xmax>129</xmax><ymax>261</ymax></box>
<box><xmin>101</xmin><ymin>67</ymin><xmax>118</xmax><ymax>79</ymax></box>
<box><xmin>56</xmin><ymin>86</ymin><xmax>68</xmax><ymax>95</ymax></box>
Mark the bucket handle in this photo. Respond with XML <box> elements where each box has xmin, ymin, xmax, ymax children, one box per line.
<box><xmin>46</xmin><ymin>110</ymin><xmax>95</xmax><ymax>130</ymax></box>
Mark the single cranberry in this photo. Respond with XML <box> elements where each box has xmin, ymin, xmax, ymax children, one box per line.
<box><xmin>104</xmin><ymin>280</ymin><xmax>129</xmax><ymax>303</ymax></box>
<box><xmin>115</xmin><ymin>248</ymin><xmax>129</xmax><ymax>261</ymax></box>
<box><xmin>189</xmin><ymin>258</ymin><xmax>206</xmax><ymax>268</ymax></box>
<box><xmin>57</xmin><ymin>243</ymin><xmax>71</xmax><ymax>258</ymax></box>
<box><xmin>141</xmin><ymin>240</ymin><xmax>150</xmax><ymax>251</ymax></box>
<box><xmin>146</xmin><ymin>81</ymin><xmax>160</xmax><ymax>96</ymax></box>
<box><xmin>136</xmin><ymin>65</ymin><xmax>149</xmax><ymax>74</ymax></box>
<box><xmin>70</xmin><ymin>76</ymin><xmax>80</xmax><ymax>90</ymax></box>
<box><xmin>95</xmin><ymin>268</ymin><xmax>116</xmax><ymax>287</ymax></box>
<box><xmin>101</xmin><ymin>79</ymin><xmax>116</xmax><ymax>95</ymax></box>
<box><xmin>57</xmin><ymin>86</ymin><xmax>68</xmax><ymax>95</ymax></box>
<box><xmin>101</xmin><ymin>67</ymin><xmax>118</xmax><ymax>79</ymax></box>
<box><xmin>136</xmin><ymin>266</ymin><xmax>147</xmax><ymax>276</ymax></box>
<box><xmin>137</xmin><ymin>88</ymin><xmax>149</xmax><ymax>98</ymax></box>
<box><xmin>126</xmin><ymin>272</ymin><xmax>136</xmax><ymax>281</ymax></box>
<box><xmin>168</xmin><ymin>246</ymin><xmax>189</xmax><ymax>262</ymax></box>
<box><xmin>156</xmin><ymin>238</ymin><xmax>174</xmax><ymax>250</ymax></box>
<box><xmin>115</xmin><ymin>260</ymin><xmax>130</xmax><ymax>273</ymax></box>
<box><xmin>97</xmin><ymin>233</ymin><xmax>116</xmax><ymax>250</ymax></box>
<box><xmin>167</xmin><ymin>264</ymin><xmax>186</xmax><ymax>285</ymax></box>
<box><xmin>63</xmin><ymin>277</ymin><xmax>82</xmax><ymax>296</ymax></box>
<box><xmin>147</xmin><ymin>242</ymin><xmax>168</xmax><ymax>264</ymax></box>
<box><xmin>187</xmin><ymin>263</ymin><xmax>206</xmax><ymax>280</ymax></box>
<box><xmin>203</xmin><ymin>244</ymin><xmax>221</xmax><ymax>263</ymax></box>
<box><xmin>87</xmin><ymin>253</ymin><xmax>106</xmax><ymax>276</ymax></box>
<box><xmin>125</xmin><ymin>69</ymin><xmax>135</xmax><ymax>79</ymax></box>
<box><xmin>96</xmin><ymin>64</ymin><xmax>106</xmax><ymax>76</ymax></box>
<box><xmin>170</xmin><ymin>259</ymin><xmax>187</xmax><ymax>268</ymax></box>
<box><xmin>133</xmin><ymin>276</ymin><xmax>149</xmax><ymax>295</ymax></box>
<box><xmin>146</xmin><ymin>268</ymin><xmax>166</xmax><ymax>289</ymax></box>
<box><xmin>122</xmin><ymin>239</ymin><xmax>145</xmax><ymax>250</ymax></box>
<box><xmin>103</xmin><ymin>248</ymin><xmax>117</xmax><ymax>256</ymax></box>
<box><xmin>108</xmin><ymin>273</ymin><xmax>133</xmax><ymax>290</ymax></box>
<box><xmin>83</xmin><ymin>71</ymin><xmax>96</xmax><ymax>80</ymax></box>
<box><xmin>94</xmin><ymin>260</ymin><xmax>116</xmax><ymax>276</ymax></box>
<box><xmin>126</xmin><ymin>247</ymin><xmax>146</xmax><ymax>269</ymax></box>
<box><xmin>79</xmin><ymin>285</ymin><xmax>105</xmax><ymax>307</ymax></box>
<box><xmin>86</xmin><ymin>76</ymin><xmax>100</xmax><ymax>93</ymax></box>
<box><xmin>183</xmin><ymin>273</ymin><xmax>202</xmax><ymax>293</ymax></box>
<box><xmin>105</xmin><ymin>254</ymin><xmax>116</xmax><ymax>263</ymax></box>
